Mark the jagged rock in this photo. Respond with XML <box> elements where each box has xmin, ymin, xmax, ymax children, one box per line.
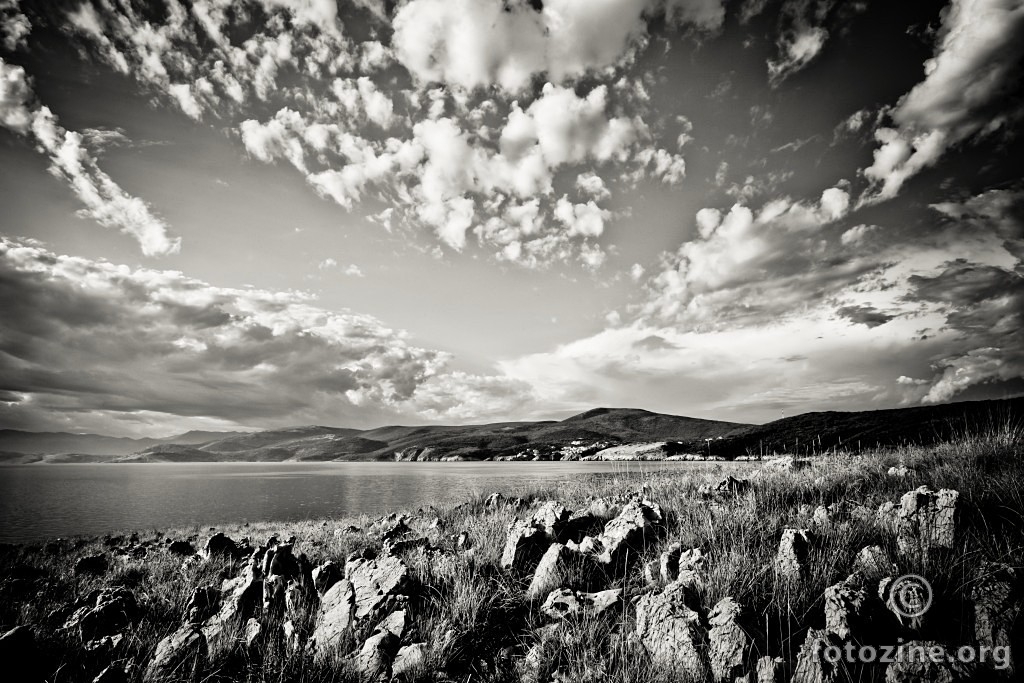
<box><xmin>243</xmin><ymin>618</ymin><xmax>261</xmax><ymax>648</ymax></box>
<box><xmin>775</xmin><ymin>528</ymin><xmax>812</xmax><ymax>580</ymax></box>
<box><xmin>792</xmin><ymin>628</ymin><xmax>838</xmax><ymax>683</ymax></box>
<box><xmin>168</xmin><ymin>540</ymin><xmax>196</xmax><ymax>557</ymax></box>
<box><xmin>824</xmin><ymin>575</ymin><xmax>868</xmax><ymax>641</ymax></box>
<box><xmin>699</xmin><ymin>476</ymin><xmax>751</xmax><ymax>497</ymax></box>
<box><xmin>526</xmin><ymin>543</ymin><xmax>601</xmax><ymax>599</ymax></box>
<box><xmin>500</xmin><ymin>519</ymin><xmax>549</xmax><ymax>573</ymax></box>
<box><xmin>75</xmin><ymin>554</ymin><xmax>109</xmax><ymax>576</ymax></box>
<box><xmin>385</xmin><ymin>536</ymin><xmax>431</xmax><ymax>556</ymax></box>
<box><xmin>756</xmin><ymin>655</ymin><xmax>784</xmax><ymax>683</ymax></box>
<box><xmin>203</xmin><ymin>533</ymin><xmax>240</xmax><ymax>561</ymax></box>
<box><xmin>65</xmin><ymin>587</ymin><xmax>138</xmax><ymax>640</ymax></box>
<box><xmin>379</xmin><ymin>519</ymin><xmax>411</xmax><ymax>543</ymax></box>
<box><xmin>393</xmin><ymin>643</ymin><xmax>427</xmax><ymax>678</ymax></box>
<box><xmin>541</xmin><ymin>587</ymin><xmax>622</xmax><ymax>620</ymax></box>
<box><xmin>853</xmin><ymin>545</ymin><xmax>892</xmax><ymax>579</ymax></box>
<box><xmin>761</xmin><ymin>456</ymin><xmax>812</xmax><ymax>473</ymax></box>
<box><xmin>888</xmin><ymin>465</ymin><xmax>914</xmax><ymax>478</ymax></box>
<box><xmin>532</xmin><ymin>501</ymin><xmax>572</xmax><ymax>539</ymax></box>
<box><xmin>708</xmin><ymin>597</ymin><xmax>750</xmax><ymax>683</ymax></box>
<box><xmin>345</xmin><ymin>555</ymin><xmax>409</xmax><ymax>620</ymax></box>
<box><xmin>884</xmin><ymin>641</ymin><xmax>972</xmax><ymax>682</ymax></box>
<box><xmin>658</xmin><ymin>544</ymin><xmax>704</xmax><ymax>584</ymax></box>
<box><xmin>634</xmin><ymin>583</ymin><xmax>711</xmax><ymax>679</ymax></box>
<box><xmin>587</xmin><ymin>498</ymin><xmax>622</xmax><ymax>520</ymax></box>
<box><xmin>185</xmin><ymin>586</ymin><xmax>220</xmax><ymax>624</ymax></box>
<box><xmin>201</xmin><ymin>560</ymin><xmax>262</xmax><ymax>646</ymax></box>
<box><xmin>592</xmin><ymin>500</ymin><xmax>663</xmax><ymax>565</ymax></box>
<box><xmin>309</xmin><ymin>579</ymin><xmax>355</xmax><ymax>660</ymax></box>
<box><xmin>92</xmin><ymin>664</ymin><xmax>128</xmax><ymax>683</ymax></box>
<box><xmin>894</xmin><ymin>487</ymin><xmax>959</xmax><ymax>557</ymax></box>
<box><xmin>336</xmin><ymin>524</ymin><xmax>362</xmax><ymax>535</ymax></box>
<box><xmin>484</xmin><ymin>492</ymin><xmax>504</xmax><ymax>508</ymax></box>
<box><xmin>144</xmin><ymin>626</ymin><xmax>207</xmax><ymax>682</ymax></box>
<box><xmin>970</xmin><ymin>563</ymin><xmax>1019</xmax><ymax>674</ymax></box>
<box><xmin>878</xmin><ymin>575</ymin><xmax>930</xmax><ymax>630</ymax></box>
<box><xmin>347</xmin><ymin>613</ymin><xmax>406</xmax><ymax>682</ymax></box>
<box><xmin>312</xmin><ymin>561</ymin><xmax>343</xmax><ymax>595</ymax></box>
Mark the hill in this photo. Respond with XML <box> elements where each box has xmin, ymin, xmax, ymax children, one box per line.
<box><xmin>0</xmin><ymin>428</ymin><xmax>247</xmax><ymax>456</ymax></box>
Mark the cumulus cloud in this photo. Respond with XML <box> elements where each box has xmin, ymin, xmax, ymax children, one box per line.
<box><xmin>0</xmin><ymin>59</ymin><xmax>179</xmax><ymax>256</ymax></box>
<box><xmin>767</xmin><ymin>0</ymin><xmax>836</xmax><ymax>87</ymax></box>
<box><xmin>391</xmin><ymin>0</ymin><xmax>725</xmax><ymax>92</ymax></box>
<box><xmin>861</xmin><ymin>0</ymin><xmax>1024</xmax><ymax>203</ymax></box>
<box><xmin>0</xmin><ymin>0</ymin><xmax>30</xmax><ymax>51</ymax></box>
<box><xmin>0</xmin><ymin>238</ymin><xmax>533</xmax><ymax>432</ymax></box>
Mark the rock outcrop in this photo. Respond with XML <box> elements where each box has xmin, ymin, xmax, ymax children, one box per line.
<box><xmin>634</xmin><ymin>582</ymin><xmax>711</xmax><ymax>680</ymax></box>
<box><xmin>775</xmin><ymin>528</ymin><xmax>812</xmax><ymax>580</ymax></box>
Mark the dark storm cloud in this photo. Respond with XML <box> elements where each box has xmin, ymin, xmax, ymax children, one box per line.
<box><xmin>836</xmin><ymin>305</ymin><xmax>894</xmax><ymax>328</ymax></box>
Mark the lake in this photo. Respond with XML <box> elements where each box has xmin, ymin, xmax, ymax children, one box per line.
<box><xmin>0</xmin><ymin>461</ymin><xmax>735</xmax><ymax>544</ymax></box>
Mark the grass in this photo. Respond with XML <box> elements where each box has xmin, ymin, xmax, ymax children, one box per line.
<box><xmin>1</xmin><ymin>424</ymin><xmax>1021</xmax><ymax>682</ymax></box>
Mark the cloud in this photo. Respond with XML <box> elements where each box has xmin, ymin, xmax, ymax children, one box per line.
<box><xmin>767</xmin><ymin>0</ymin><xmax>836</xmax><ymax>87</ymax></box>
<box><xmin>0</xmin><ymin>238</ymin><xmax>533</xmax><ymax>433</ymax></box>
<box><xmin>861</xmin><ymin>0</ymin><xmax>1024</xmax><ymax>203</ymax></box>
<box><xmin>0</xmin><ymin>0</ymin><xmax>30</xmax><ymax>51</ymax></box>
<box><xmin>0</xmin><ymin>59</ymin><xmax>179</xmax><ymax>256</ymax></box>
<box><xmin>836</xmin><ymin>304</ymin><xmax>894</xmax><ymax>328</ymax></box>
<box><xmin>391</xmin><ymin>0</ymin><xmax>725</xmax><ymax>92</ymax></box>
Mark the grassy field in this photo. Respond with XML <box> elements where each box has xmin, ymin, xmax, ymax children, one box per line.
<box><xmin>0</xmin><ymin>422</ymin><xmax>1021</xmax><ymax>682</ymax></box>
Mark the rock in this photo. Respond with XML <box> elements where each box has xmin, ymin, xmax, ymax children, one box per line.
<box><xmin>185</xmin><ymin>586</ymin><xmax>220</xmax><ymax>624</ymax></box>
<box><xmin>456</xmin><ymin>531</ymin><xmax>471</xmax><ymax>551</ymax></box>
<box><xmin>592</xmin><ymin>500</ymin><xmax>663</xmax><ymax>565</ymax></box>
<box><xmin>243</xmin><ymin>618</ymin><xmax>261</xmax><ymax>648</ymax></box>
<box><xmin>144</xmin><ymin>626</ymin><xmax>207</xmax><ymax>682</ymax></box>
<box><xmin>65</xmin><ymin>587</ymin><xmax>139</xmax><ymax>641</ymax></box>
<box><xmin>309</xmin><ymin>579</ymin><xmax>356</xmax><ymax>660</ymax></box>
<box><xmin>791</xmin><ymin>628</ymin><xmax>838</xmax><ymax>683</ymax></box>
<box><xmin>634</xmin><ymin>583</ymin><xmax>711</xmax><ymax>680</ymax></box>
<box><xmin>92</xmin><ymin>664</ymin><xmax>128</xmax><ymax>683</ymax></box>
<box><xmin>970</xmin><ymin>563</ymin><xmax>1019</xmax><ymax>674</ymax></box>
<box><xmin>75</xmin><ymin>554</ymin><xmax>109</xmax><ymax>576</ymax></box>
<box><xmin>587</xmin><ymin>498</ymin><xmax>622</xmax><ymax>520</ymax></box>
<box><xmin>312</xmin><ymin>561</ymin><xmax>343</xmax><ymax>596</ymax></box>
<box><xmin>347</xmin><ymin>614</ymin><xmax>406</xmax><ymax>683</ymax></box>
<box><xmin>203</xmin><ymin>533</ymin><xmax>240</xmax><ymax>561</ymax></box>
<box><xmin>384</xmin><ymin>536</ymin><xmax>431</xmax><ymax>556</ymax></box>
<box><xmin>755</xmin><ymin>655</ymin><xmax>784</xmax><ymax>683</ymax></box>
<box><xmin>541</xmin><ymin>588</ymin><xmax>622</xmax><ymax>620</ymax></box>
<box><xmin>392</xmin><ymin>642</ymin><xmax>427</xmax><ymax>678</ymax></box>
<box><xmin>699</xmin><ymin>476</ymin><xmax>751</xmax><ymax>497</ymax></box>
<box><xmin>888</xmin><ymin>465</ymin><xmax>914</xmax><ymax>477</ymax></box>
<box><xmin>531</xmin><ymin>501</ymin><xmax>572</xmax><ymax>539</ymax></box>
<box><xmin>853</xmin><ymin>545</ymin><xmax>892</xmax><ymax>579</ymax></box>
<box><xmin>824</xmin><ymin>575</ymin><xmax>868</xmax><ymax>641</ymax></box>
<box><xmin>884</xmin><ymin>641</ymin><xmax>972</xmax><ymax>682</ymax></box>
<box><xmin>526</xmin><ymin>543</ymin><xmax>601</xmax><ymax>599</ymax></box>
<box><xmin>500</xmin><ymin>519</ymin><xmax>549</xmax><ymax>573</ymax></box>
<box><xmin>775</xmin><ymin>528</ymin><xmax>812</xmax><ymax>580</ymax></box>
<box><xmin>201</xmin><ymin>559</ymin><xmax>262</xmax><ymax>646</ymax></box>
<box><xmin>658</xmin><ymin>544</ymin><xmax>704</xmax><ymax>584</ymax></box>
<box><xmin>894</xmin><ymin>487</ymin><xmax>959</xmax><ymax>558</ymax></box>
<box><xmin>761</xmin><ymin>456</ymin><xmax>812</xmax><ymax>473</ymax></box>
<box><xmin>345</xmin><ymin>555</ymin><xmax>409</xmax><ymax>620</ymax></box>
<box><xmin>708</xmin><ymin>597</ymin><xmax>750</xmax><ymax>683</ymax></box>
<box><xmin>484</xmin><ymin>492</ymin><xmax>505</xmax><ymax>508</ymax></box>
<box><xmin>167</xmin><ymin>540</ymin><xmax>196</xmax><ymax>556</ymax></box>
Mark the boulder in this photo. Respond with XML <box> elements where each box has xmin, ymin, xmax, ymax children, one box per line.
<box><xmin>761</xmin><ymin>456</ymin><xmax>812</xmax><ymax>473</ymax></box>
<box><xmin>185</xmin><ymin>586</ymin><xmax>220</xmax><ymax>624</ymax></box>
<box><xmin>483</xmin><ymin>492</ymin><xmax>504</xmax><ymax>509</ymax></box>
<box><xmin>658</xmin><ymin>544</ymin><xmax>704</xmax><ymax>584</ymax></box>
<box><xmin>775</xmin><ymin>528</ymin><xmax>812</xmax><ymax>580</ymax></box>
<box><xmin>791</xmin><ymin>628</ymin><xmax>838</xmax><ymax>683</ymax></box>
<box><xmin>74</xmin><ymin>554</ymin><xmax>109</xmax><ymax>576</ymax></box>
<box><xmin>500</xmin><ymin>520</ymin><xmax>549</xmax><ymax>574</ymax></box>
<box><xmin>824</xmin><ymin>575</ymin><xmax>868</xmax><ymax>641</ymax></box>
<box><xmin>531</xmin><ymin>501</ymin><xmax>572</xmax><ymax>539</ymax></box>
<box><xmin>884</xmin><ymin>641</ymin><xmax>972</xmax><ymax>682</ymax></box>
<box><xmin>853</xmin><ymin>545</ymin><xmax>892</xmax><ymax>579</ymax></box>
<box><xmin>312</xmin><ymin>561</ymin><xmax>343</xmax><ymax>596</ymax></box>
<box><xmin>168</xmin><ymin>540</ymin><xmax>196</xmax><ymax>557</ymax></box>
<box><xmin>894</xmin><ymin>487</ymin><xmax>959</xmax><ymax>558</ymax></box>
<box><xmin>699</xmin><ymin>476</ymin><xmax>751</xmax><ymax>497</ymax></box>
<box><xmin>755</xmin><ymin>656</ymin><xmax>784</xmax><ymax>683</ymax></box>
<box><xmin>384</xmin><ymin>536</ymin><xmax>431</xmax><ymax>556</ymax></box>
<box><xmin>346</xmin><ymin>611</ymin><xmax>407</xmax><ymax>682</ymax></box>
<box><xmin>203</xmin><ymin>533</ymin><xmax>240</xmax><ymax>561</ymax></box>
<box><xmin>526</xmin><ymin>543</ymin><xmax>601</xmax><ymax>599</ymax></box>
<box><xmin>201</xmin><ymin>560</ymin><xmax>262</xmax><ymax>646</ymax></box>
<box><xmin>708</xmin><ymin>597</ymin><xmax>750</xmax><ymax>683</ymax></box>
<box><xmin>540</xmin><ymin>588</ymin><xmax>622</xmax><ymax>620</ymax></box>
<box><xmin>970</xmin><ymin>563</ymin><xmax>1019</xmax><ymax>674</ymax></box>
<box><xmin>144</xmin><ymin>626</ymin><xmax>207</xmax><ymax>682</ymax></box>
<box><xmin>393</xmin><ymin>642</ymin><xmax>427</xmax><ymax>678</ymax></box>
<box><xmin>345</xmin><ymin>555</ymin><xmax>409</xmax><ymax>620</ymax></box>
<box><xmin>634</xmin><ymin>583</ymin><xmax>711</xmax><ymax>680</ymax></box>
<box><xmin>65</xmin><ymin>587</ymin><xmax>139</xmax><ymax>641</ymax></box>
<box><xmin>592</xmin><ymin>500</ymin><xmax>663</xmax><ymax>565</ymax></box>
<box><xmin>887</xmin><ymin>465</ymin><xmax>914</xmax><ymax>478</ymax></box>
<box><xmin>309</xmin><ymin>579</ymin><xmax>356</xmax><ymax>660</ymax></box>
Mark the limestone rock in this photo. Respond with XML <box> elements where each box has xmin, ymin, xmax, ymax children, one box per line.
<box><xmin>311</xmin><ymin>560</ymin><xmax>343</xmax><ymax>596</ymax></box>
<box><xmin>526</xmin><ymin>543</ymin><xmax>601</xmax><ymax>599</ymax></box>
<box><xmin>393</xmin><ymin>643</ymin><xmax>427</xmax><ymax>678</ymax></box>
<box><xmin>168</xmin><ymin>540</ymin><xmax>196</xmax><ymax>557</ymax></box>
<box><xmin>853</xmin><ymin>545</ymin><xmax>892</xmax><ymax>579</ymax></box>
<box><xmin>500</xmin><ymin>519</ymin><xmax>549</xmax><ymax>573</ymax></box>
<box><xmin>144</xmin><ymin>626</ymin><xmax>207</xmax><ymax>682</ymax></box>
<box><xmin>345</xmin><ymin>555</ymin><xmax>409</xmax><ymax>620</ymax></box>
<box><xmin>309</xmin><ymin>579</ymin><xmax>355</xmax><ymax>660</ymax></box>
<box><xmin>884</xmin><ymin>641</ymin><xmax>972</xmax><ymax>682</ymax></box>
<box><xmin>888</xmin><ymin>465</ymin><xmax>914</xmax><ymax>478</ymax></box>
<box><xmin>65</xmin><ymin>587</ymin><xmax>139</xmax><ymax>641</ymax></box>
<box><xmin>761</xmin><ymin>456</ymin><xmax>812</xmax><ymax>473</ymax></box>
<box><xmin>531</xmin><ymin>501</ymin><xmax>572</xmax><ymax>539</ymax></box>
<box><xmin>593</xmin><ymin>500</ymin><xmax>663</xmax><ymax>565</ymax></box>
<box><xmin>755</xmin><ymin>655</ymin><xmax>784</xmax><ymax>683</ymax></box>
<box><xmin>775</xmin><ymin>528</ymin><xmax>812</xmax><ymax>580</ymax></box>
<box><xmin>634</xmin><ymin>583</ymin><xmax>711</xmax><ymax>680</ymax></box>
<box><xmin>970</xmin><ymin>563</ymin><xmax>1019</xmax><ymax>674</ymax></box>
<box><xmin>708</xmin><ymin>597</ymin><xmax>750</xmax><ymax>683</ymax></box>
<box><xmin>540</xmin><ymin>588</ymin><xmax>622</xmax><ymax>620</ymax></box>
<box><xmin>74</xmin><ymin>554</ymin><xmax>109</xmax><ymax>576</ymax></box>
<box><xmin>791</xmin><ymin>628</ymin><xmax>838</xmax><ymax>683</ymax></box>
<box><xmin>203</xmin><ymin>533</ymin><xmax>240</xmax><ymax>561</ymax></box>
<box><xmin>894</xmin><ymin>487</ymin><xmax>959</xmax><ymax>557</ymax></box>
<box><xmin>184</xmin><ymin>586</ymin><xmax>220</xmax><ymax>624</ymax></box>
<box><xmin>824</xmin><ymin>575</ymin><xmax>868</xmax><ymax>641</ymax></box>
<box><xmin>201</xmin><ymin>560</ymin><xmax>262</xmax><ymax>647</ymax></box>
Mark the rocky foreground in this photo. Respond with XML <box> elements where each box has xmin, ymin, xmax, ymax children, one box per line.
<box><xmin>0</xmin><ymin>443</ymin><xmax>1022</xmax><ymax>682</ymax></box>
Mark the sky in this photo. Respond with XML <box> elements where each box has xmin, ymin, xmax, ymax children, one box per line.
<box><xmin>0</xmin><ymin>0</ymin><xmax>1022</xmax><ymax>438</ymax></box>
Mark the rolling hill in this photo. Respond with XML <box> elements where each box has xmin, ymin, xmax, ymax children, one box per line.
<box><xmin>0</xmin><ymin>398</ymin><xmax>1019</xmax><ymax>462</ymax></box>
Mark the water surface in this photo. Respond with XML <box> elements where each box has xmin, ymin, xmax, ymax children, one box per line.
<box><xmin>0</xmin><ymin>461</ymin><xmax>734</xmax><ymax>543</ymax></box>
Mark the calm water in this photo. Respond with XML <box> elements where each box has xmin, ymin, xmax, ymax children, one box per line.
<box><xmin>0</xmin><ymin>461</ymin><xmax>729</xmax><ymax>544</ymax></box>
